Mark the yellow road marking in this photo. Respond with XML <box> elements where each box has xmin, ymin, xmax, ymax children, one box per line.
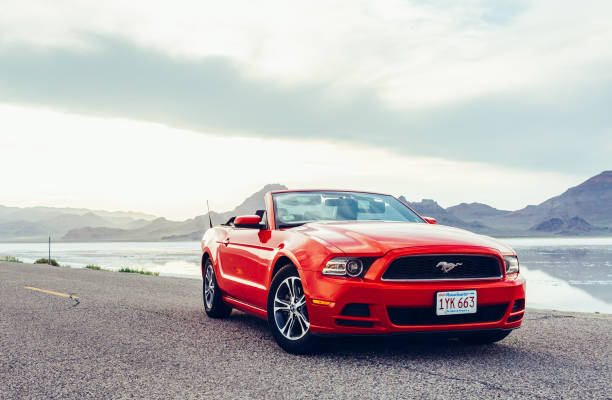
<box><xmin>24</xmin><ymin>286</ymin><xmax>79</xmax><ymax>299</ymax></box>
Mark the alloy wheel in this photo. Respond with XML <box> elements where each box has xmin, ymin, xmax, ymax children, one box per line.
<box><xmin>273</xmin><ymin>276</ymin><xmax>310</xmax><ymax>340</ymax></box>
<box><xmin>204</xmin><ymin>264</ymin><xmax>215</xmax><ymax>309</ymax></box>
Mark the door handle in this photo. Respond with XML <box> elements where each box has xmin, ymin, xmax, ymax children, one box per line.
<box><xmin>222</xmin><ymin>238</ymin><xmax>230</xmax><ymax>246</ymax></box>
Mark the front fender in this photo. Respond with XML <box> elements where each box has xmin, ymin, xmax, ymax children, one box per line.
<box><xmin>267</xmin><ymin>237</ymin><xmax>341</xmax><ymax>296</ymax></box>
<box><xmin>268</xmin><ymin>249</ymin><xmax>302</xmax><ymax>285</ymax></box>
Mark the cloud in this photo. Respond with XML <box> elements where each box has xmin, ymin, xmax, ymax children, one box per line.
<box><xmin>0</xmin><ymin>104</ymin><xmax>584</xmax><ymax>219</ymax></box>
<box><xmin>2</xmin><ymin>0</ymin><xmax>612</xmax><ymax>107</ymax></box>
<box><xmin>0</xmin><ymin>36</ymin><xmax>610</xmax><ymax>174</ymax></box>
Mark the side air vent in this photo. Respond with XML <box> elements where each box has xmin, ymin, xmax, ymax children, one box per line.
<box><xmin>340</xmin><ymin>303</ymin><xmax>370</xmax><ymax>317</ymax></box>
<box><xmin>511</xmin><ymin>299</ymin><xmax>525</xmax><ymax>312</ymax></box>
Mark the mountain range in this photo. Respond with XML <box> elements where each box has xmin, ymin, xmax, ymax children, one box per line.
<box><xmin>0</xmin><ymin>205</ymin><xmax>156</xmax><ymax>241</ymax></box>
<box><xmin>0</xmin><ymin>172</ymin><xmax>610</xmax><ymax>242</ymax></box>
<box><xmin>405</xmin><ymin>171</ymin><xmax>612</xmax><ymax>236</ymax></box>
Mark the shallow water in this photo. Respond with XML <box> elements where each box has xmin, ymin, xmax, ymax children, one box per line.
<box><xmin>1</xmin><ymin>238</ymin><xmax>610</xmax><ymax>314</ymax></box>
<box><xmin>504</xmin><ymin>237</ymin><xmax>612</xmax><ymax>313</ymax></box>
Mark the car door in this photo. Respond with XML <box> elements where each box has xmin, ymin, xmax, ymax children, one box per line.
<box><xmin>217</xmin><ymin>215</ymin><xmax>279</xmax><ymax>308</ymax></box>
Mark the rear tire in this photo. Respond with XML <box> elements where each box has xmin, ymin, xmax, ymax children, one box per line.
<box><xmin>459</xmin><ymin>330</ymin><xmax>511</xmax><ymax>344</ymax></box>
<box><xmin>203</xmin><ymin>259</ymin><xmax>232</xmax><ymax>318</ymax></box>
<box><xmin>267</xmin><ymin>265</ymin><xmax>319</xmax><ymax>354</ymax></box>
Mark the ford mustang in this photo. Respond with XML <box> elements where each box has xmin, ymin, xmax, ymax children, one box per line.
<box><xmin>201</xmin><ymin>190</ymin><xmax>525</xmax><ymax>353</ymax></box>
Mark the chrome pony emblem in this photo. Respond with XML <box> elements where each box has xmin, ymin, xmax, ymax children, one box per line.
<box><xmin>436</xmin><ymin>261</ymin><xmax>462</xmax><ymax>273</ymax></box>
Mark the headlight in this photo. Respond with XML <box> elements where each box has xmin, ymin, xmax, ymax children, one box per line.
<box><xmin>503</xmin><ymin>256</ymin><xmax>520</xmax><ymax>274</ymax></box>
<box><xmin>346</xmin><ymin>259</ymin><xmax>363</xmax><ymax>277</ymax></box>
<box><xmin>322</xmin><ymin>257</ymin><xmax>366</xmax><ymax>277</ymax></box>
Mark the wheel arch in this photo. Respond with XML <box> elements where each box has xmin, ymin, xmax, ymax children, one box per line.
<box><xmin>269</xmin><ymin>251</ymin><xmax>311</xmax><ymax>295</ymax></box>
<box><xmin>271</xmin><ymin>255</ymin><xmax>295</xmax><ymax>280</ymax></box>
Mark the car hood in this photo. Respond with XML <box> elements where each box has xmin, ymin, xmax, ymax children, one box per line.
<box><xmin>296</xmin><ymin>221</ymin><xmax>514</xmax><ymax>255</ymax></box>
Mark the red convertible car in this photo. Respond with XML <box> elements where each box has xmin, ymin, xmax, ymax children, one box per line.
<box><xmin>201</xmin><ymin>190</ymin><xmax>525</xmax><ymax>353</ymax></box>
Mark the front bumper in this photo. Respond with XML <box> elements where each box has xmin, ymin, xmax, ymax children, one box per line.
<box><xmin>302</xmin><ymin>271</ymin><xmax>526</xmax><ymax>335</ymax></box>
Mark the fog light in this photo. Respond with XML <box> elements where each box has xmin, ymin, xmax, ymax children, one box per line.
<box><xmin>346</xmin><ymin>259</ymin><xmax>363</xmax><ymax>277</ymax></box>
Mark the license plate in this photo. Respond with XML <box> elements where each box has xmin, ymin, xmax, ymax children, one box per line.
<box><xmin>436</xmin><ymin>290</ymin><xmax>477</xmax><ymax>316</ymax></box>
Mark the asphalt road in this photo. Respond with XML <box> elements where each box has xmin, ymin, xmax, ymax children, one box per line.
<box><xmin>1</xmin><ymin>261</ymin><xmax>610</xmax><ymax>399</ymax></box>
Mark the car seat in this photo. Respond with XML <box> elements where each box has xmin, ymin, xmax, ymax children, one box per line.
<box><xmin>336</xmin><ymin>198</ymin><xmax>358</xmax><ymax>220</ymax></box>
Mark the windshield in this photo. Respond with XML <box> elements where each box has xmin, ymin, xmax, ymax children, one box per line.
<box><xmin>272</xmin><ymin>191</ymin><xmax>424</xmax><ymax>228</ymax></box>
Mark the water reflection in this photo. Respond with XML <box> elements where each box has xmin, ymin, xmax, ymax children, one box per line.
<box><xmin>520</xmin><ymin>266</ymin><xmax>612</xmax><ymax>313</ymax></box>
<box><xmin>1</xmin><ymin>238</ymin><xmax>611</xmax><ymax>314</ymax></box>
<box><xmin>505</xmin><ymin>237</ymin><xmax>612</xmax><ymax>312</ymax></box>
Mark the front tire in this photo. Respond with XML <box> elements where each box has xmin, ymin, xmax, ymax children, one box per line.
<box><xmin>203</xmin><ymin>259</ymin><xmax>232</xmax><ymax>318</ymax></box>
<box><xmin>267</xmin><ymin>265</ymin><xmax>319</xmax><ymax>354</ymax></box>
<box><xmin>459</xmin><ymin>330</ymin><xmax>511</xmax><ymax>344</ymax></box>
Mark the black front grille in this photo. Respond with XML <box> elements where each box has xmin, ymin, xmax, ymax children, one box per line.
<box><xmin>388</xmin><ymin>303</ymin><xmax>509</xmax><ymax>326</ymax></box>
<box><xmin>382</xmin><ymin>255</ymin><xmax>502</xmax><ymax>280</ymax></box>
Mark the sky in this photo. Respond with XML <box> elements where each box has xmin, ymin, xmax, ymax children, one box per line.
<box><xmin>0</xmin><ymin>0</ymin><xmax>610</xmax><ymax>220</ymax></box>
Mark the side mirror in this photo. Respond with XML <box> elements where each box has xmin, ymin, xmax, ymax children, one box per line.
<box><xmin>234</xmin><ymin>215</ymin><xmax>264</xmax><ymax>229</ymax></box>
<box><xmin>423</xmin><ymin>216</ymin><xmax>437</xmax><ymax>224</ymax></box>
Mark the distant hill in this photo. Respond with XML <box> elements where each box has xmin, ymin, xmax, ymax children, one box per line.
<box><xmin>62</xmin><ymin>215</ymin><xmax>218</xmax><ymax>242</ymax></box>
<box><xmin>400</xmin><ymin>198</ymin><xmax>484</xmax><ymax>228</ymax></box>
<box><xmin>0</xmin><ymin>205</ymin><xmax>155</xmax><ymax>223</ymax></box>
<box><xmin>530</xmin><ymin>216</ymin><xmax>599</xmax><ymax>235</ymax></box>
<box><xmin>501</xmin><ymin>170</ymin><xmax>612</xmax><ymax>228</ymax></box>
<box><xmin>231</xmin><ymin>184</ymin><xmax>287</xmax><ymax>217</ymax></box>
<box><xmin>403</xmin><ymin>171</ymin><xmax>612</xmax><ymax>236</ymax></box>
<box><xmin>62</xmin><ymin>184</ymin><xmax>288</xmax><ymax>241</ymax></box>
<box><xmin>2</xmin><ymin>171</ymin><xmax>611</xmax><ymax>241</ymax></box>
<box><xmin>446</xmin><ymin>203</ymin><xmax>510</xmax><ymax>222</ymax></box>
<box><xmin>400</xmin><ymin>198</ymin><xmax>506</xmax><ymax>236</ymax></box>
<box><xmin>0</xmin><ymin>205</ymin><xmax>157</xmax><ymax>241</ymax></box>
<box><xmin>0</xmin><ymin>185</ymin><xmax>288</xmax><ymax>242</ymax></box>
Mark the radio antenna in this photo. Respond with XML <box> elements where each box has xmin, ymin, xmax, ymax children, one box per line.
<box><xmin>206</xmin><ymin>200</ymin><xmax>213</xmax><ymax>228</ymax></box>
